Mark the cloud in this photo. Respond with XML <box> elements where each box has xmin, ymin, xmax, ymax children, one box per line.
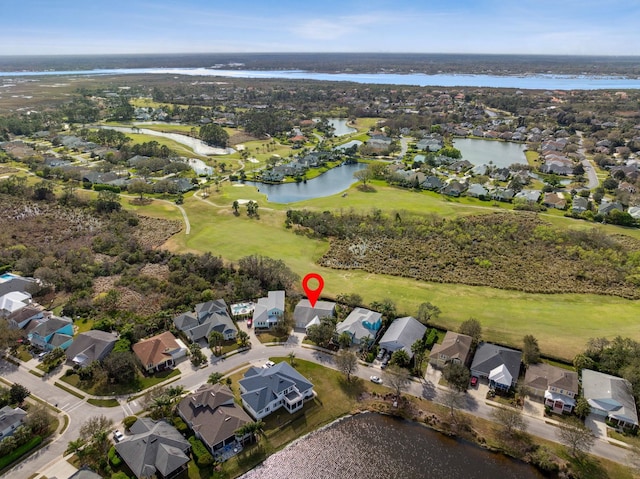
<box><xmin>290</xmin><ymin>13</ymin><xmax>388</xmax><ymax>40</ymax></box>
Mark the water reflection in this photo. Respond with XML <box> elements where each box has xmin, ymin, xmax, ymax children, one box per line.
<box><xmin>239</xmin><ymin>412</ymin><xmax>541</xmax><ymax>479</ymax></box>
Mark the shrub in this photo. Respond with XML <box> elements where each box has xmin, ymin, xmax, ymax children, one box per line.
<box><xmin>189</xmin><ymin>436</ymin><xmax>214</xmax><ymax>468</ymax></box>
<box><xmin>173</xmin><ymin>416</ymin><xmax>189</xmax><ymax>434</ymax></box>
<box><xmin>108</xmin><ymin>445</ymin><xmax>122</xmax><ymax>466</ymax></box>
<box><xmin>424</xmin><ymin>329</ymin><xmax>438</xmax><ymax>349</ymax></box>
<box><xmin>111</xmin><ymin>472</ymin><xmax>130</xmax><ymax>479</ymax></box>
<box><xmin>0</xmin><ymin>435</ymin><xmax>42</xmax><ymax>470</ymax></box>
<box><xmin>123</xmin><ymin>415</ymin><xmax>138</xmax><ymax>430</ymax></box>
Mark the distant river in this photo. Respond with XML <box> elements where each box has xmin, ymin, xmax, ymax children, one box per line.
<box><xmin>239</xmin><ymin>413</ymin><xmax>542</xmax><ymax>479</ymax></box>
<box><xmin>2</xmin><ymin>67</ymin><xmax>640</xmax><ymax>90</ymax></box>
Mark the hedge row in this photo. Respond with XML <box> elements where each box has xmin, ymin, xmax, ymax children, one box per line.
<box><xmin>0</xmin><ymin>435</ymin><xmax>42</xmax><ymax>470</ymax></box>
<box><xmin>188</xmin><ymin>436</ymin><xmax>214</xmax><ymax>467</ymax></box>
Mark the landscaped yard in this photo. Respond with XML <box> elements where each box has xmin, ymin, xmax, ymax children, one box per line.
<box><xmin>60</xmin><ymin>368</ymin><xmax>180</xmax><ymax>396</ymax></box>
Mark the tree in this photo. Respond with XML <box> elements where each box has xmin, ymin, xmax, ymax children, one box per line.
<box><xmin>384</xmin><ymin>364</ymin><xmax>410</xmax><ymax>399</ymax></box>
<box><xmin>95</xmin><ymin>189</ymin><xmax>121</xmax><ymax>213</ymax></box>
<box><xmin>232</xmin><ymin>200</ymin><xmax>240</xmax><ymax>216</ymax></box>
<box><xmin>353</xmin><ymin>168</ymin><xmax>373</xmax><ymax>187</ymax></box>
<box><xmin>25</xmin><ymin>404</ymin><xmax>53</xmax><ymax>435</ymax></box>
<box><xmin>442</xmin><ymin>362</ymin><xmax>470</xmax><ymax>392</ymax></box>
<box><xmin>370</xmin><ymin>299</ymin><xmax>397</xmax><ymax>327</ymax></box>
<box><xmin>335</xmin><ymin>349</ymin><xmax>358</xmax><ymax>382</ymax></box>
<box><xmin>411</xmin><ymin>339</ymin><xmax>428</xmax><ymax>373</ymax></box>
<box><xmin>208</xmin><ymin>331</ymin><xmax>224</xmax><ymax>356</ymax></box>
<box><xmin>288</xmin><ymin>351</ymin><xmax>296</xmax><ymax>366</ymax></box>
<box><xmin>237</xmin><ymin>330</ymin><xmax>250</xmax><ymax>348</ymax></box>
<box><xmin>522</xmin><ymin>334</ymin><xmax>541</xmax><ymax>366</ymax></box>
<box><xmin>558</xmin><ymin>418</ymin><xmax>595</xmax><ymax>458</ymax></box>
<box><xmin>492</xmin><ymin>407</ymin><xmax>527</xmax><ymax>437</ymax></box>
<box><xmin>78</xmin><ymin>415</ymin><xmax>114</xmax><ymax>464</ymax></box>
<box><xmin>0</xmin><ymin>320</ymin><xmax>21</xmax><ymax>353</ymax></box>
<box><xmin>207</xmin><ymin>372</ymin><xmax>223</xmax><ymax>384</ymax></box>
<box><xmin>306</xmin><ymin>319</ymin><xmax>336</xmax><ymax>348</ymax></box>
<box><xmin>459</xmin><ymin>318</ymin><xmax>482</xmax><ymax>345</ymax></box>
<box><xmin>338</xmin><ymin>331</ymin><xmax>352</xmax><ymax>349</ymax></box>
<box><xmin>442</xmin><ymin>389</ymin><xmax>465</xmax><ymax>423</ymax></box>
<box><xmin>199</xmin><ymin>123</ymin><xmax>229</xmax><ymax>147</ymax></box>
<box><xmin>416</xmin><ymin>302</ymin><xmax>441</xmax><ymax>325</ymax></box>
<box><xmin>390</xmin><ymin>349</ymin><xmax>410</xmax><ymax>368</ymax></box>
<box><xmin>236</xmin><ymin>420</ymin><xmax>265</xmax><ymax>444</ymax></box>
<box><xmin>102</xmin><ymin>351</ymin><xmax>139</xmax><ymax>384</ymax></box>
<box><xmin>574</xmin><ymin>396</ymin><xmax>591</xmax><ymax>419</ymax></box>
<box><xmin>9</xmin><ymin>383</ymin><xmax>30</xmax><ymax>405</ymax></box>
<box><xmin>189</xmin><ymin>343</ymin><xmax>206</xmax><ymax>366</ymax></box>
<box><xmin>127</xmin><ymin>179</ymin><xmax>152</xmax><ymax>201</ymax></box>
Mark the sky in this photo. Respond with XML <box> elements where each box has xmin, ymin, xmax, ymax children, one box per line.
<box><xmin>3</xmin><ymin>0</ymin><xmax>640</xmax><ymax>56</ymax></box>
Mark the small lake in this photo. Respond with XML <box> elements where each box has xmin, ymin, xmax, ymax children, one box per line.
<box><xmin>239</xmin><ymin>413</ymin><xmax>542</xmax><ymax>479</ymax></box>
<box><xmin>328</xmin><ymin>118</ymin><xmax>357</xmax><ymax>136</ymax></box>
<box><xmin>247</xmin><ymin>162</ymin><xmax>365</xmax><ymax>203</ymax></box>
<box><xmin>453</xmin><ymin>138</ymin><xmax>527</xmax><ymax>169</ymax></box>
<box><xmin>333</xmin><ymin>139</ymin><xmax>362</xmax><ymax>151</ymax></box>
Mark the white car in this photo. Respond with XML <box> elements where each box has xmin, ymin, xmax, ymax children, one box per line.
<box><xmin>262</xmin><ymin>360</ymin><xmax>275</xmax><ymax>369</ymax></box>
<box><xmin>370</xmin><ymin>375</ymin><xmax>383</xmax><ymax>384</ymax></box>
<box><xmin>113</xmin><ymin>430</ymin><xmax>124</xmax><ymax>443</ymax></box>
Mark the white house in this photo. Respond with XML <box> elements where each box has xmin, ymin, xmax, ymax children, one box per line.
<box><xmin>336</xmin><ymin>307</ymin><xmax>382</xmax><ymax>345</ymax></box>
<box><xmin>0</xmin><ymin>406</ymin><xmax>27</xmax><ymax>440</ymax></box>
<box><xmin>252</xmin><ymin>291</ymin><xmax>285</xmax><ymax>329</ymax></box>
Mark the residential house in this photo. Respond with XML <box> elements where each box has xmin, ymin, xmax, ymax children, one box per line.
<box><xmin>174</xmin><ymin>299</ymin><xmax>237</xmax><ymax>343</ymax></box>
<box><xmin>177</xmin><ymin>384</ymin><xmax>253</xmax><ymax>456</ymax></box>
<box><xmin>515</xmin><ymin>189</ymin><xmax>541</xmax><ymax>204</ymax></box>
<box><xmin>416</xmin><ymin>137</ymin><xmax>443</xmax><ymax>152</ymax></box>
<box><xmin>543</xmin><ymin>192</ymin><xmax>567</xmax><ymax>210</ymax></box>
<box><xmin>114</xmin><ymin>418</ymin><xmax>191</xmax><ymax>479</ymax></box>
<box><xmin>491</xmin><ymin>187</ymin><xmax>514</xmax><ymax>202</ymax></box>
<box><xmin>440</xmin><ymin>179</ymin><xmax>467</xmax><ymax>197</ymax></box>
<box><xmin>65</xmin><ymin>330</ymin><xmax>118</xmax><ymax>367</ymax></box>
<box><xmin>68</xmin><ymin>467</ymin><xmax>103</xmax><ymax>479</ymax></box>
<box><xmin>0</xmin><ymin>291</ymin><xmax>32</xmax><ymax>317</ymax></box>
<box><xmin>133</xmin><ymin>331</ymin><xmax>187</xmax><ymax>373</ymax></box>
<box><xmin>336</xmin><ymin>307</ymin><xmax>382</xmax><ymax>345</ymax></box>
<box><xmin>0</xmin><ymin>406</ymin><xmax>27</xmax><ymax>440</ymax></box>
<box><xmin>448</xmin><ymin>160</ymin><xmax>473</xmax><ymax>173</ymax></box>
<box><xmin>366</xmin><ymin>135</ymin><xmax>393</xmax><ymax>152</ymax></box>
<box><xmin>0</xmin><ymin>273</ymin><xmax>37</xmax><ymax>298</ymax></box>
<box><xmin>378</xmin><ymin>316</ymin><xmax>427</xmax><ymax>359</ymax></box>
<box><xmin>28</xmin><ymin>316</ymin><xmax>74</xmax><ymax>351</ymax></box>
<box><xmin>293</xmin><ymin>299</ymin><xmax>336</xmax><ymax>329</ymax></box>
<box><xmin>421</xmin><ymin>176</ymin><xmax>444</xmax><ymax>191</ymax></box>
<box><xmin>582</xmin><ymin>369</ymin><xmax>639</xmax><ymax>430</ymax></box>
<box><xmin>572</xmin><ymin>196</ymin><xmax>589</xmax><ymax>214</ymax></box>
<box><xmin>540</xmin><ymin>156</ymin><xmax>573</xmax><ymax>175</ymax></box>
<box><xmin>598</xmin><ymin>201</ymin><xmax>623</xmax><ymax>216</ymax></box>
<box><xmin>252</xmin><ymin>291</ymin><xmax>285</xmax><ymax>329</ymax></box>
<box><xmin>628</xmin><ymin>206</ymin><xmax>640</xmax><ymax>220</ymax></box>
<box><xmin>470</xmin><ymin>342</ymin><xmax>522</xmax><ymax>390</ymax></box>
<box><xmin>239</xmin><ymin>362</ymin><xmax>314</xmax><ymax>420</ymax></box>
<box><xmin>490</xmin><ymin>168</ymin><xmax>510</xmax><ymax>182</ymax></box>
<box><xmin>429</xmin><ymin>331</ymin><xmax>473</xmax><ymax>368</ymax></box>
<box><xmin>467</xmin><ymin>183</ymin><xmax>489</xmax><ymax>199</ymax></box>
<box><xmin>6</xmin><ymin>304</ymin><xmax>44</xmax><ymax>330</ymax></box>
<box><xmin>524</xmin><ymin>363</ymin><xmax>579</xmax><ymax>414</ymax></box>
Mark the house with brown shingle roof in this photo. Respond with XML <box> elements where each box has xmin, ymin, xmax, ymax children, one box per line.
<box><xmin>177</xmin><ymin>384</ymin><xmax>253</xmax><ymax>458</ymax></box>
<box><xmin>524</xmin><ymin>363</ymin><xmax>579</xmax><ymax>414</ymax></box>
<box><xmin>429</xmin><ymin>331</ymin><xmax>473</xmax><ymax>368</ymax></box>
<box><xmin>133</xmin><ymin>331</ymin><xmax>187</xmax><ymax>373</ymax></box>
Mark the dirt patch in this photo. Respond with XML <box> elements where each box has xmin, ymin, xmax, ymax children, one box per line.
<box><xmin>139</xmin><ymin>263</ymin><xmax>170</xmax><ymax>280</ymax></box>
<box><xmin>132</xmin><ymin>215</ymin><xmax>182</xmax><ymax>249</ymax></box>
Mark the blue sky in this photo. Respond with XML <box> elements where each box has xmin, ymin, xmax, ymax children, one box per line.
<box><xmin>3</xmin><ymin>0</ymin><xmax>639</xmax><ymax>56</ymax></box>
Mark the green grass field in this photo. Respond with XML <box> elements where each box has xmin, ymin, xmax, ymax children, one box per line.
<box><xmin>125</xmin><ymin>179</ymin><xmax>640</xmax><ymax>361</ymax></box>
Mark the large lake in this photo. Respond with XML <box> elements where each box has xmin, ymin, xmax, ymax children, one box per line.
<box><xmin>454</xmin><ymin>138</ymin><xmax>527</xmax><ymax>169</ymax></box>
<box><xmin>2</xmin><ymin>67</ymin><xmax>640</xmax><ymax>90</ymax></box>
<box><xmin>248</xmin><ymin>162</ymin><xmax>365</xmax><ymax>204</ymax></box>
<box><xmin>239</xmin><ymin>413</ymin><xmax>542</xmax><ymax>479</ymax></box>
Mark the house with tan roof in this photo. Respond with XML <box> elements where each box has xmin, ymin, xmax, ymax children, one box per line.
<box><xmin>177</xmin><ymin>384</ymin><xmax>253</xmax><ymax>458</ymax></box>
<box><xmin>524</xmin><ymin>363</ymin><xmax>579</xmax><ymax>414</ymax></box>
<box><xmin>429</xmin><ymin>331</ymin><xmax>473</xmax><ymax>368</ymax></box>
<box><xmin>133</xmin><ymin>331</ymin><xmax>187</xmax><ymax>373</ymax></box>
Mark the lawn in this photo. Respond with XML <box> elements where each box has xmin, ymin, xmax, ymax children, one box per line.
<box><xmin>126</xmin><ymin>179</ymin><xmax>640</xmax><ymax>362</ymax></box>
<box><xmin>60</xmin><ymin>368</ymin><xmax>180</xmax><ymax>396</ymax></box>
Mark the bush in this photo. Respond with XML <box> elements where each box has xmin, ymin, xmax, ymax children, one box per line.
<box><xmin>188</xmin><ymin>436</ymin><xmax>214</xmax><ymax>467</ymax></box>
<box><xmin>173</xmin><ymin>416</ymin><xmax>189</xmax><ymax>434</ymax></box>
<box><xmin>111</xmin><ymin>472</ymin><xmax>130</xmax><ymax>479</ymax></box>
<box><xmin>0</xmin><ymin>435</ymin><xmax>42</xmax><ymax>469</ymax></box>
<box><xmin>529</xmin><ymin>446</ymin><xmax>560</xmax><ymax>474</ymax></box>
<box><xmin>424</xmin><ymin>329</ymin><xmax>438</xmax><ymax>349</ymax></box>
<box><xmin>123</xmin><ymin>415</ymin><xmax>138</xmax><ymax>431</ymax></box>
<box><xmin>93</xmin><ymin>184</ymin><xmax>121</xmax><ymax>193</ymax></box>
<box><xmin>108</xmin><ymin>445</ymin><xmax>122</xmax><ymax>466</ymax></box>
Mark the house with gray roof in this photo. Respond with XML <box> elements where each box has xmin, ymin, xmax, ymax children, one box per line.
<box><xmin>429</xmin><ymin>331</ymin><xmax>473</xmax><ymax>368</ymax></box>
<box><xmin>378</xmin><ymin>316</ymin><xmax>426</xmax><ymax>359</ymax></box>
<box><xmin>336</xmin><ymin>307</ymin><xmax>382</xmax><ymax>345</ymax></box>
<box><xmin>65</xmin><ymin>330</ymin><xmax>118</xmax><ymax>367</ymax></box>
<box><xmin>252</xmin><ymin>291</ymin><xmax>285</xmax><ymax>329</ymax></box>
<box><xmin>515</xmin><ymin>189</ymin><xmax>541</xmax><ymax>204</ymax></box>
<box><xmin>114</xmin><ymin>418</ymin><xmax>191</xmax><ymax>479</ymax></box>
<box><xmin>467</xmin><ymin>183</ymin><xmax>489</xmax><ymax>199</ymax></box>
<box><xmin>177</xmin><ymin>384</ymin><xmax>253</xmax><ymax>457</ymax></box>
<box><xmin>470</xmin><ymin>342</ymin><xmax>522</xmax><ymax>390</ymax></box>
<box><xmin>598</xmin><ymin>201</ymin><xmax>623</xmax><ymax>216</ymax></box>
<box><xmin>582</xmin><ymin>369</ymin><xmax>638</xmax><ymax>430</ymax></box>
<box><xmin>28</xmin><ymin>316</ymin><xmax>74</xmax><ymax>352</ymax></box>
<box><xmin>572</xmin><ymin>195</ymin><xmax>589</xmax><ymax>214</ymax></box>
<box><xmin>239</xmin><ymin>362</ymin><xmax>314</xmax><ymax>420</ymax></box>
<box><xmin>0</xmin><ymin>406</ymin><xmax>27</xmax><ymax>440</ymax></box>
<box><xmin>0</xmin><ymin>273</ymin><xmax>38</xmax><ymax>298</ymax></box>
<box><xmin>293</xmin><ymin>299</ymin><xmax>336</xmax><ymax>329</ymax></box>
<box><xmin>68</xmin><ymin>467</ymin><xmax>103</xmax><ymax>479</ymax></box>
<box><xmin>173</xmin><ymin>299</ymin><xmax>237</xmax><ymax>342</ymax></box>
<box><xmin>524</xmin><ymin>363</ymin><xmax>579</xmax><ymax>414</ymax></box>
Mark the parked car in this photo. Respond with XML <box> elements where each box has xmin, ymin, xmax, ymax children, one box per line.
<box><xmin>262</xmin><ymin>360</ymin><xmax>275</xmax><ymax>369</ymax></box>
<box><xmin>376</xmin><ymin>348</ymin><xmax>386</xmax><ymax>360</ymax></box>
<box><xmin>247</xmin><ymin>318</ymin><xmax>252</xmax><ymax>328</ymax></box>
<box><xmin>370</xmin><ymin>375</ymin><xmax>383</xmax><ymax>384</ymax></box>
<box><xmin>470</xmin><ymin>376</ymin><xmax>478</xmax><ymax>387</ymax></box>
<box><xmin>113</xmin><ymin>430</ymin><xmax>124</xmax><ymax>443</ymax></box>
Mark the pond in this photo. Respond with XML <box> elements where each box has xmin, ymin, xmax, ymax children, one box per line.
<box><xmin>247</xmin><ymin>162</ymin><xmax>366</xmax><ymax>204</ymax></box>
<box><xmin>239</xmin><ymin>412</ymin><xmax>542</xmax><ymax>479</ymax></box>
<box><xmin>453</xmin><ymin>138</ymin><xmax>527</xmax><ymax>169</ymax></box>
<box><xmin>327</xmin><ymin>118</ymin><xmax>357</xmax><ymax>136</ymax></box>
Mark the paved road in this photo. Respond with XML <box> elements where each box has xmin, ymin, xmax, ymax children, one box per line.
<box><xmin>1</xmin><ymin>324</ymin><xmax>632</xmax><ymax>478</ymax></box>
<box><xmin>576</xmin><ymin>131</ymin><xmax>599</xmax><ymax>189</ymax></box>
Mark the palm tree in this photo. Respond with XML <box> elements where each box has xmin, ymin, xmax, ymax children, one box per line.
<box><xmin>209</xmin><ymin>331</ymin><xmax>225</xmax><ymax>356</ymax></box>
<box><xmin>232</xmin><ymin>200</ymin><xmax>239</xmax><ymax>215</ymax></box>
<box><xmin>208</xmin><ymin>372</ymin><xmax>223</xmax><ymax>384</ymax></box>
<box><xmin>237</xmin><ymin>330</ymin><xmax>250</xmax><ymax>348</ymax></box>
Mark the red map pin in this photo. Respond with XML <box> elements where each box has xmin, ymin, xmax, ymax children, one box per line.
<box><xmin>302</xmin><ymin>273</ymin><xmax>324</xmax><ymax>307</ymax></box>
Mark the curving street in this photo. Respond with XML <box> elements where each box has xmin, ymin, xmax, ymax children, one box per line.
<box><xmin>0</xmin><ymin>322</ymin><xmax>632</xmax><ymax>478</ymax></box>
